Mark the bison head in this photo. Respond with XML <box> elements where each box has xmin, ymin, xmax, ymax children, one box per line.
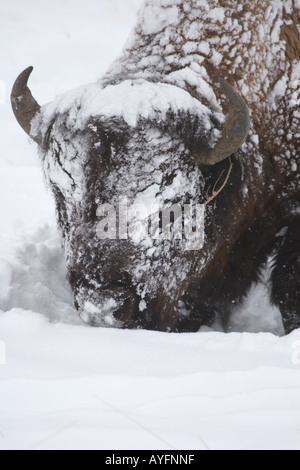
<box><xmin>11</xmin><ymin>66</ymin><xmax>250</xmax><ymax>331</ymax></box>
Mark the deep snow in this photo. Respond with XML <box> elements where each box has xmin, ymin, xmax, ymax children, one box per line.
<box><xmin>0</xmin><ymin>0</ymin><xmax>299</xmax><ymax>450</ymax></box>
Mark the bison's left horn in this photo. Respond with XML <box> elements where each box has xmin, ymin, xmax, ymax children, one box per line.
<box><xmin>11</xmin><ymin>66</ymin><xmax>42</xmax><ymax>145</ymax></box>
<box><xmin>193</xmin><ymin>79</ymin><xmax>250</xmax><ymax>165</ymax></box>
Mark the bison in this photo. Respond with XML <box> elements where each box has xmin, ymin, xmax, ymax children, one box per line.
<box><xmin>11</xmin><ymin>0</ymin><xmax>300</xmax><ymax>333</ymax></box>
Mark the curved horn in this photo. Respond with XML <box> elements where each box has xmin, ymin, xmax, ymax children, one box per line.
<box><xmin>11</xmin><ymin>66</ymin><xmax>42</xmax><ymax>145</ymax></box>
<box><xmin>194</xmin><ymin>79</ymin><xmax>250</xmax><ymax>165</ymax></box>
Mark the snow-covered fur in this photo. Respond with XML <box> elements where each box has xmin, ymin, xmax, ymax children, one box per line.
<box><xmin>33</xmin><ymin>0</ymin><xmax>300</xmax><ymax>332</ymax></box>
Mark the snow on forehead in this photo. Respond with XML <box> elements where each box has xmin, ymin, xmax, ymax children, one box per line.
<box><xmin>40</xmin><ymin>79</ymin><xmax>213</xmax><ymax>130</ymax></box>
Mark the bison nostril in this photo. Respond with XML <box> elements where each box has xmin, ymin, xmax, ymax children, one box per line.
<box><xmin>78</xmin><ymin>285</ymin><xmax>139</xmax><ymax>328</ymax></box>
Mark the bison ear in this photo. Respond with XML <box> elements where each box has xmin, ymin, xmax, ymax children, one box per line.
<box><xmin>193</xmin><ymin>79</ymin><xmax>250</xmax><ymax>166</ymax></box>
<box><xmin>11</xmin><ymin>66</ymin><xmax>42</xmax><ymax>145</ymax></box>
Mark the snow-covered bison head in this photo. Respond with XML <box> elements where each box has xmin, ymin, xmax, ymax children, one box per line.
<box><xmin>11</xmin><ymin>66</ymin><xmax>249</xmax><ymax>330</ymax></box>
<box><xmin>11</xmin><ymin>0</ymin><xmax>300</xmax><ymax>333</ymax></box>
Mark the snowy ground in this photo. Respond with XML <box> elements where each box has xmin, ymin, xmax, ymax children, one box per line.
<box><xmin>0</xmin><ymin>0</ymin><xmax>300</xmax><ymax>451</ymax></box>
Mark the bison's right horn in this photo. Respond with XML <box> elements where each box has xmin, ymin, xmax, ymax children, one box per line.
<box><xmin>11</xmin><ymin>66</ymin><xmax>42</xmax><ymax>145</ymax></box>
<box><xmin>193</xmin><ymin>79</ymin><xmax>250</xmax><ymax>165</ymax></box>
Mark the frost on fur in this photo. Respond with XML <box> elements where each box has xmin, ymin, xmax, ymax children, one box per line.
<box><xmin>12</xmin><ymin>0</ymin><xmax>300</xmax><ymax>333</ymax></box>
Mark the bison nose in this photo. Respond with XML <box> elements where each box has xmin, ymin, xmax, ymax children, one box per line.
<box><xmin>77</xmin><ymin>284</ymin><xmax>139</xmax><ymax>328</ymax></box>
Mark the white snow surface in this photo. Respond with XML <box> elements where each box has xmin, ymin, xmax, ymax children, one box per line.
<box><xmin>0</xmin><ymin>0</ymin><xmax>300</xmax><ymax>451</ymax></box>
